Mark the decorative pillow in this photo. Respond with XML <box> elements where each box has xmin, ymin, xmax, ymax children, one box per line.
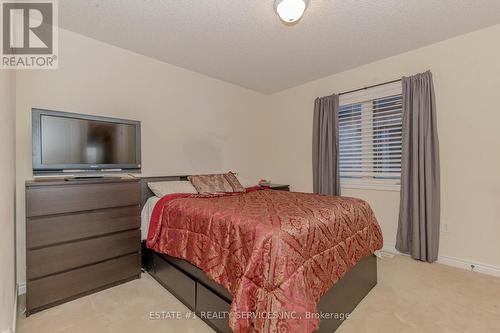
<box><xmin>188</xmin><ymin>172</ymin><xmax>245</xmax><ymax>194</ymax></box>
<box><xmin>223</xmin><ymin>172</ymin><xmax>246</xmax><ymax>192</ymax></box>
<box><xmin>147</xmin><ymin>181</ymin><xmax>197</xmax><ymax>197</ymax></box>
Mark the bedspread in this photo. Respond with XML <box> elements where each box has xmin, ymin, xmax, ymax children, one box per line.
<box><xmin>147</xmin><ymin>189</ymin><xmax>383</xmax><ymax>333</ymax></box>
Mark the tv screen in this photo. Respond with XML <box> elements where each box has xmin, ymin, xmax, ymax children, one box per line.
<box><xmin>32</xmin><ymin>109</ymin><xmax>141</xmax><ymax>174</ymax></box>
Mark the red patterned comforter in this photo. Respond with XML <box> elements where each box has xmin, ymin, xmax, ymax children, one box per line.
<box><xmin>147</xmin><ymin>189</ymin><xmax>383</xmax><ymax>333</ymax></box>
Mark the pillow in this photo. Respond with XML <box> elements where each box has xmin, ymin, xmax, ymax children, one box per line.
<box><xmin>147</xmin><ymin>181</ymin><xmax>197</xmax><ymax>197</ymax></box>
<box><xmin>224</xmin><ymin>172</ymin><xmax>246</xmax><ymax>192</ymax></box>
<box><xmin>188</xmin><ymin>172</ymin><xmax>245</xmax><ymax>194</ymax></box>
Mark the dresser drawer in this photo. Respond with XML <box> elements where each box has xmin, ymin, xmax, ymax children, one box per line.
<box><xmin>153</xmin><ymin>255</ymin><xmax>196</xmax><ymax>309</ymax></box>
<box><xmin>27</xmin><ymin>206</ymin><xmax>140</xmax><ymax>249</ymax></box>
<box><xmin>27</xmin><ymin>253</ymin><xmax>140</xmax><ymax>312</ymax></box>
<box><xmin>26</xmin><ymin>181</ymin><xmax>140</xmax><ymax>217</ymax></box>
<box><xmin>27</xmin><ymin>230</ymin><xmax>140</xmax><ymax>280</ymax></box>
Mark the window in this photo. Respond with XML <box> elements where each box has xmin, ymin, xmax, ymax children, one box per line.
<box><xmin>338</xmin><ymin>82</ymin><xmax>402</xmax><ymax>190</ymax></box>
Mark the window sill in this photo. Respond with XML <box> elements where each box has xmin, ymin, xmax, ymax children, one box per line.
<box><xmin>340</xmin><ymin>181</ymin><xmax>400</xmax><ymax>192</ymax></box>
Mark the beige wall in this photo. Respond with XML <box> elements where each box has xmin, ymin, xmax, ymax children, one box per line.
<box><xmin>263</xmin><ymin>24</ymin><xmax>500</xmax><ymax>268</ymax></box>
<box><xmin>15</xmin><ymin>28</ymin><xmax>268</xmax><ymax>284</ymax></box>
<box><xmin>0</xmin><ymin>70</ymin><xmax>16</xmax><ymax>332</ymax></box>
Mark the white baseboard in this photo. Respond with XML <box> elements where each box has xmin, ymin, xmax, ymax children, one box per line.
<box><xmin>12</xmin><ymin>287</ymin><xmax>17</xmax><ymax>333</ymax></box>
<box><xmin>437</xmin><ymin>255</ymin><xmax>500</xmax><ymax>277</ymax></box>
<box><xmin>381</xmin><ymin>243</ymin><xmax>500</xmax><ymax>278</ymax></box>
<box><xmin>17</xmin><ymin>282</ymin><xmax>26</xmax><ymax>296</ymax></box>
<box><xmin>381</xmin><ymin>243</ymin><xmax>400</xmax><ymax>255</ymax></box>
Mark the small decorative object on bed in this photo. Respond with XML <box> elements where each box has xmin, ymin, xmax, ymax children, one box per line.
<box><xmin>188</xmin><ymin>172</ymin><xmax>245</xmax><ymax>194</ymax></box>
<box><xmin>258</xmin><ymin>179</ymin><xmax>271</xmax><ymax>186</ymax></box>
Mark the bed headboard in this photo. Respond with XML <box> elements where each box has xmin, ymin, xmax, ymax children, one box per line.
<box><xmin>140</xmin><ymin>175</ymin><xmax>189</xmax><ymax>207</ymax></box>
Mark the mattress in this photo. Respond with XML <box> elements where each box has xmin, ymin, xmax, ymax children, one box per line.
<box><xmin>141</xmin><ymin>196</ymin><xmax>160</xmax><ymax>240</ymax></box>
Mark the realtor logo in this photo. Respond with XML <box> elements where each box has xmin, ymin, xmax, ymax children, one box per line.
<box><xmin>1</xmin><ymin>0</ymin><xmax>58</xmax><ymax>69</ymax></box>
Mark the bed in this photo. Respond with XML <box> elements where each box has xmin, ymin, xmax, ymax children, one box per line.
<box><xmin>140</xmin><ymin>176</ymin><xmax>382</xmax><ymax>333</ymax></box>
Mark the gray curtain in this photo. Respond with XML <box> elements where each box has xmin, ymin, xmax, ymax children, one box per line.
<box><xmin>396</xmin><ymin>71</ymin><xmax>441</xmax><ymax>263</ymax></box>
<box><xmin>312</xmin><ymin>94</ymin><xmax>340</xmax><ymax>195</ymax></box>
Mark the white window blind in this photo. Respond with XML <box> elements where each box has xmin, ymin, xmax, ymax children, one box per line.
<box><xmin>338</xmin><ymin>82</ymin><xmax>402</xmax><ymax>185</ymax></box>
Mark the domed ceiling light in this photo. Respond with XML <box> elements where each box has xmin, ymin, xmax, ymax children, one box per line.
<box><xmin>274</xmin><ymin>0</ymin><xmax>309</xmax><ymax>24</ymax></box>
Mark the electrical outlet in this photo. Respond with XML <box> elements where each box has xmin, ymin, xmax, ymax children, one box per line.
<box><xmin>441</xmin><ymin>223</ymin><xmax>450</xmax><ymax>234</ymax></box>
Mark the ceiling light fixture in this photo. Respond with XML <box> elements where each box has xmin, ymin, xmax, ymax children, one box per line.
<box><xmin>274</xmin><ymin>0</ymin><xmax>309</xmax><ymax>24</ymax></box>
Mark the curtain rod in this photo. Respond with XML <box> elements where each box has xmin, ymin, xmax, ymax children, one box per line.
<box><xmin>339</xmin><ymin>78</ymin><xmax>402</xmax><ymax>96</ymax></box>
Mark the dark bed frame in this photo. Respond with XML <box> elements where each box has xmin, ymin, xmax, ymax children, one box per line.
<box><xmin>140</xmin><ymin>176</ymin><xmax>378</xmax><ymax>333</ymax></box>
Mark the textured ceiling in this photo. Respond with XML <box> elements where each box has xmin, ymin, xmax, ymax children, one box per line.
<box><xmin>59</xmin><ymin>0</ymin><xmax>500</xmax><ymax>94</ymax></box>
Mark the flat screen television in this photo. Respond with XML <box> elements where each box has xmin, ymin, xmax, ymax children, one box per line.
<box><xmin>32</xmin><ymin>109</ymin><xmax>141</xmax><ymax>175</ymax></box>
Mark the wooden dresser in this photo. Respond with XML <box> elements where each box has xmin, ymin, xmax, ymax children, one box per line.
<box><xmin>25</xmin><ymin>178</ymin><xmax>142</xmax><ymax>315</ymax></box>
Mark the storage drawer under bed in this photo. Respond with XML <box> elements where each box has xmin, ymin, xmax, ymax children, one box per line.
<box><xmin>149</xmin><ymin>252</ymin><xmax>233</xmax><ymax>333</ymax></box>
<box><xmin>196</xmin><ymin>283</ymin><xmax>232</xmax><ymax>333</ymax></box>
<box><xmin>152</xmin><ymin>254</ymin><xmax>197</xmax><ymax>310</ymax></box>
<box><xmin>146</xmin><ymin>252</ymin><xmax>378</xmax><ymax>333</ymax></box>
